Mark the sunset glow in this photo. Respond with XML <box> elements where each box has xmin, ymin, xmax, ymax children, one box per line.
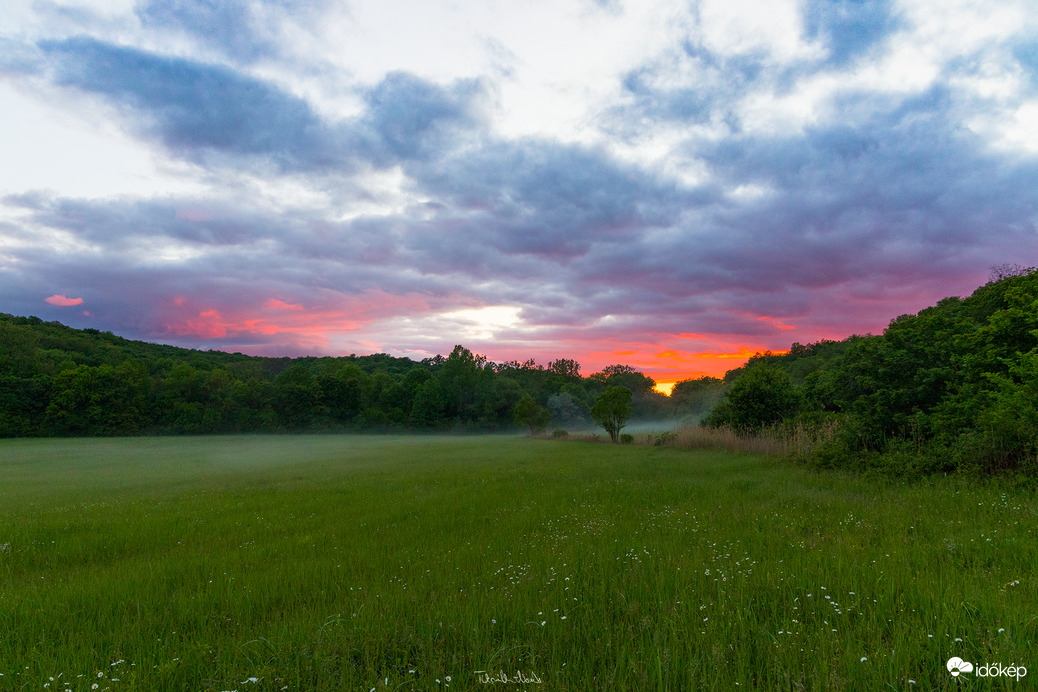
<box><xmin>3</xmin><ymin>1</ymin><xmax>1035</xmax><ymax>378</ymax></box>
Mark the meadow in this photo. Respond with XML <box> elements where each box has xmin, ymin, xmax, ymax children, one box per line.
<box><xmin>0</xmin><ymin>435</ymin><xmax>1035</xmax><ymax>691</ymax></box>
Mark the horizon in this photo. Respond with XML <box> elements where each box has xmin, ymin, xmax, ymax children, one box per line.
<box><xmin>9</xmin><ymin>308</ymin><xmax>765</xmax><ymax>394</ymax></box>
<box><xmin>3</xmin><ymin>0</ymin><xmax>1036</xmax><ymax>390</ymax></box>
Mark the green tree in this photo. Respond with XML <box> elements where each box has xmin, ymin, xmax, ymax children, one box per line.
<box><xmin>439</xmin><ymin>345</ymin><xmax>486</xmax><ymax>420</ymax></box>
<box><xmin>546</xmin><ymin>391</ymin><xmax>588</xmax><ymax>427</ymax></box>
<box><xmin>319</xmin><ymin>363</ymin><xmax>369</xmax><ymax>423</ymax></box>
<box><xmin>547</xmin><ymin>358</ymin><xmax>581</xmax><ymax>378</ymax></box>
<box><xmin>274</xmin><ymin>364</ymin><xmax>322</xmax><ymax>430</ymax></box>
<box><xmin>44</xmin><ymin>365</ymin><xmax>101</xmax><ymax>435</ymax></box>
<box><xmin>409</xmin><ymin>378</ymin><xmax>446</xmax><ymax>428</ymax></box>
<box><xmin>513</xmin><ymin>394</ymin><xmax>550</xmax><ymax>434</ymax></box>
<box><xmin>591</xmin><ymin>385</ymin><xmax>632</xmax><ymax>443</ymax></box>
<box><xmin>107</xmin><ymin>359</ymin><xmax>152</xmax><ymax>434</ymax></box>
<box><xmin>705</xmin><ymin>364</ymin><xmax>801</xmax><ymax>432</ymax></box>
<box><xmin>486</xmin><ymin>376</ymin><xmax>524</xmax><ymax>428</ymax></box>
<box><xmin>670</xmin><ymin>376</ymin><xmax>724</xmax><ymax>419</ymax></box>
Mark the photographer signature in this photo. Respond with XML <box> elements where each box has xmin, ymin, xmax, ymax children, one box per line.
<box><xmin>474</xmin><ymin>669</ymin><xmax>543</xmax><ymax>685</ymax></box>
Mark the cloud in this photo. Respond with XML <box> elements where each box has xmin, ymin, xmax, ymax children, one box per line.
<box><xmin>363</xmin><ymin>71</ymin><xmax>489</xmax><ymax>163</ymax></box>
<box><xmin>135</xmin><ymin>0</ymin><xmax>274</xmax><ymax>62</ymax></box>
<box><xmin>3</xmin><ymin>1</ymin><xmax>1038</xmax><ymax>382</ymax></box>
<box><xmin>803</xmin><ymin>0</ymin><xmax>899</xmax><ymax>66</ymax></box>
<box><xmin>37</xmin><ymin>36</ymin><xmax>495</xmax><ymax>178</ymax></box>
<box><xmin>0</xmin><ymin>37</ymin><xmax>44</xmax><ymax>76</ymax></box>
<box><xmin>39</xmin><ymin>36</ymin><xmax>354</xmax><ymax>172</ymax></box>
<box><xmin>45</xmin><ymin>294</ymin><xmax>83</xmax><ymax>306</ymax></box>
<box><xmin>265</xmin><ymin>298</ymin><xmax>304</xmax><ymax>311</ymax></box>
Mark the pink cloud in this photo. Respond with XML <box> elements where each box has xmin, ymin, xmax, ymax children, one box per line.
<box><xmin>172</xmin><ymin>309</ymin><xmax>229</xmax><ymax>338</ymax></box>
<box><xmin>45</xmin><ymin>294</ymin><xmax>83</xmax><ymax>307</ymax></box>
<box><xmin>157</xmin><ymin>290</ymin><xmax>432</xmax><ymax>351</ymax></box>
<box><xmin>264</xmin><ymin>298</ymin><xmax>305</xmax><ymax>311</ymax></box>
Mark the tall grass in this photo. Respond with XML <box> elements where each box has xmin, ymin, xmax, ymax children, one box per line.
<box><xmin>575</xmin><ymin>420</ymin><xmax>840</xmax><ymax>459</ymax></box>
<box><xmin>1</xmin><ymin>435</ymin><xmax>1035</xmax><ymax>690</ymax></box>
<box><xmin>668</xmin><ymin>420</ymin><xmax>840</xmax><ymax>459</ymax></box>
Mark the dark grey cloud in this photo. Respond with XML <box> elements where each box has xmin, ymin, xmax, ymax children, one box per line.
<box><xmin>405</xmin><ymin>139</ymin><xmax>704</xmax><ymax>263</ymax></box>
<box><xmin>693</xmin><ymin>88</ymin><xmax>1038</xmax><ymax>244</ymax></box>
<box><xmin>362</xmin><ymin>71</ymin><xmax>489</xmax><ymax>163</ymax></box>
<box><xmin>37</xmin><ymin>37</ymin><xmax>490</xmax><ymax>175</ymax></box>
<box><xmin>7</xmin><ymin>2</ymin><xmax>1038</xmax><ymax>368</ymax></box>
<box><xmin>40</xmin><ymin>36</ymin><xmax>352</xmax><ymax>171</ymax></box>
<box><xmin>552</xmin><ymin>62</ymin><xmax>1038</xmax><ymax>341</ymax></box>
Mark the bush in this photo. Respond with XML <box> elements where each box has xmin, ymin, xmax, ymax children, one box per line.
<box><xmin>705</xmin><ymin>364</ymin><xmax>802</xmax><ymax>432</ymax></box>
<box><xmin>514</xmin><ymin>395</ymin><xmax>550</xmax><ymax>434</ymax></box>
<box><xmin>552</xmin><ymin>429</ymin><xmax>569</xmax><ymax>438</ymax></box>
<box><xmin>619</xmin><ymin>433</ymin><xmax>634</xmax><ymax>444</ymax></box>
<box><xmin>654</xmin><ymin>430</ymin><xmax>676</xmax><ymax>446</ymax></box>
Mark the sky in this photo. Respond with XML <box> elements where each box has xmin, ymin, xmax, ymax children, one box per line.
<box><xmin>2</xmin><ymin>0</ymin><xmax>1037</xmax><ymax>393</ymax></box>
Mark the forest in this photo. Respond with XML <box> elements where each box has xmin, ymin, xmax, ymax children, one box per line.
<box><xmin>0</xmin><ymin>314</ymin><xmax>674</xmax><ymax>437</ymax></box>
<box><xmin>2</xmin><ymin>267</ymin><xmax>1036</xmax><ymax>477</ymax></box>
<box><xmin>704</xmin><ymin>266</ymin><xmax>1038</xmax><ymax>477</ymax></box>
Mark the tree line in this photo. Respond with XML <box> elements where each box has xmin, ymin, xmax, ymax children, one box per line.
<box><xmin>702</xmin><ymin>266</ymin><xmax>1038</xmax><ymax>477</ymax></box>
<box><xmin>5</xmin><ymin>267</ymin><xmax>1034</xmax><ymax>479</ymax></box>
<box><xmin>0</xmin><ymin>317</ymin><xmax>675</xmax><ymax>437</ymax></box>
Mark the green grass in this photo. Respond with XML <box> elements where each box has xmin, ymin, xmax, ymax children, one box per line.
<box><xmin>0</xmin><ymin>435</ymin><xmax>1035</xmax><ymax>690</ymax></box>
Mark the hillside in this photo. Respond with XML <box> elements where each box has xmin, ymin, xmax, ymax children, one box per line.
<box><xmin>705</xmin><ymin>267</ymin><xmax>1038</xmax><ymax>476</ymax></box>
<box><xmin>0</xmin><ymin>314</ymin><xmax>667</xmax><ymax>436</ymax></box>
<box><xmin>4</xmin><ymin>267</ymin><xmax>1037</xmax><ymax>478</ymax></box>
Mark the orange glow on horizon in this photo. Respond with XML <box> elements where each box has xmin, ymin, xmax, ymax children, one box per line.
<box><xmin>582</xmin><ymin>344</ymin><xmax>795</xmax><ymax>396</ymax></box>
<box><xmin>154</xmin><ymin>297</ymin><xmax>804</xmax><ymax>394</ymax></box>
<box><xmin>654</xmin><ymin>381</ymin><xmax>677</xmax><ymax>396</ymax></box>
<box><xmin>581</xmin><ymin>344</ymin><xmax>788</xmax><ymax>398</ymax></box>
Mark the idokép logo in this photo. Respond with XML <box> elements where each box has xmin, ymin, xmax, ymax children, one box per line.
<box><xmin>947</xmin><ymin>657</ymin><xmax>1027</xmax><ymax>681</ymax></box>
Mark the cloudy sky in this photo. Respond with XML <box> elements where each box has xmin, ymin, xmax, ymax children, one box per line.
<box><xmin>2</xmin><ymin>0</ymin><xmax>1037</xmax><ymax>390</ymax></box>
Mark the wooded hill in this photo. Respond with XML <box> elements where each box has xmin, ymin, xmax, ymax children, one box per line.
<box><xmin>704</xmin><ymin>267</ymin><xmax>1038</xmax><ymax>476</ymax></box>
<box><xmin>0</xmin><ymin>316</ymin><xmax>669</xmax><ymax>436</ymax></box>
<box><xmin>3</xmin><ymin>267</ymin><xmax>1036</xmax><ymax>479</ymax></box>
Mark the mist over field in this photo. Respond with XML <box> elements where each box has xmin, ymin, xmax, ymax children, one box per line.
<box><xmin>1</xmin><ymin>435</ymin><xmax>1034</xmax><ymax>689</ymax></box>
<box><xmin>3</xmin><ymin>0</ymin><xmax>1038</xmax><ymax>686</ymax></box>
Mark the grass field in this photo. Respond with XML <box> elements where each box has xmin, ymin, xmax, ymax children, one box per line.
<box><xmin>0</xmin><ymin>435</ymin><xmax>1035</xmax><ymax>690</ymax></box>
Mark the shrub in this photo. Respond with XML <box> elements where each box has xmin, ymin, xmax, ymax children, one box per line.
<box><xmin>704</xmin><ymin>364</ymin><xmax>802</xmax><ymax>432</ymax></box>
<box><xmin>513</xmin><ymin>395</ymin><xmax>550</xmax><ymax>435</ymax></box>
<box><xmin>654</xmin><ymin>430</ymin><xmax>676</xmax><ymax>447</ymax></box>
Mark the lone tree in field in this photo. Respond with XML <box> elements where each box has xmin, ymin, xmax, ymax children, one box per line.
<box><xmin>592</xmin><ymin>385</ymin><xmax>632</xmax><ymax>443</ymax></box>
<box><xmin>513</xmin><ymin>395</ymin><xmax>550</xmax><ymax>435</ymax></box>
